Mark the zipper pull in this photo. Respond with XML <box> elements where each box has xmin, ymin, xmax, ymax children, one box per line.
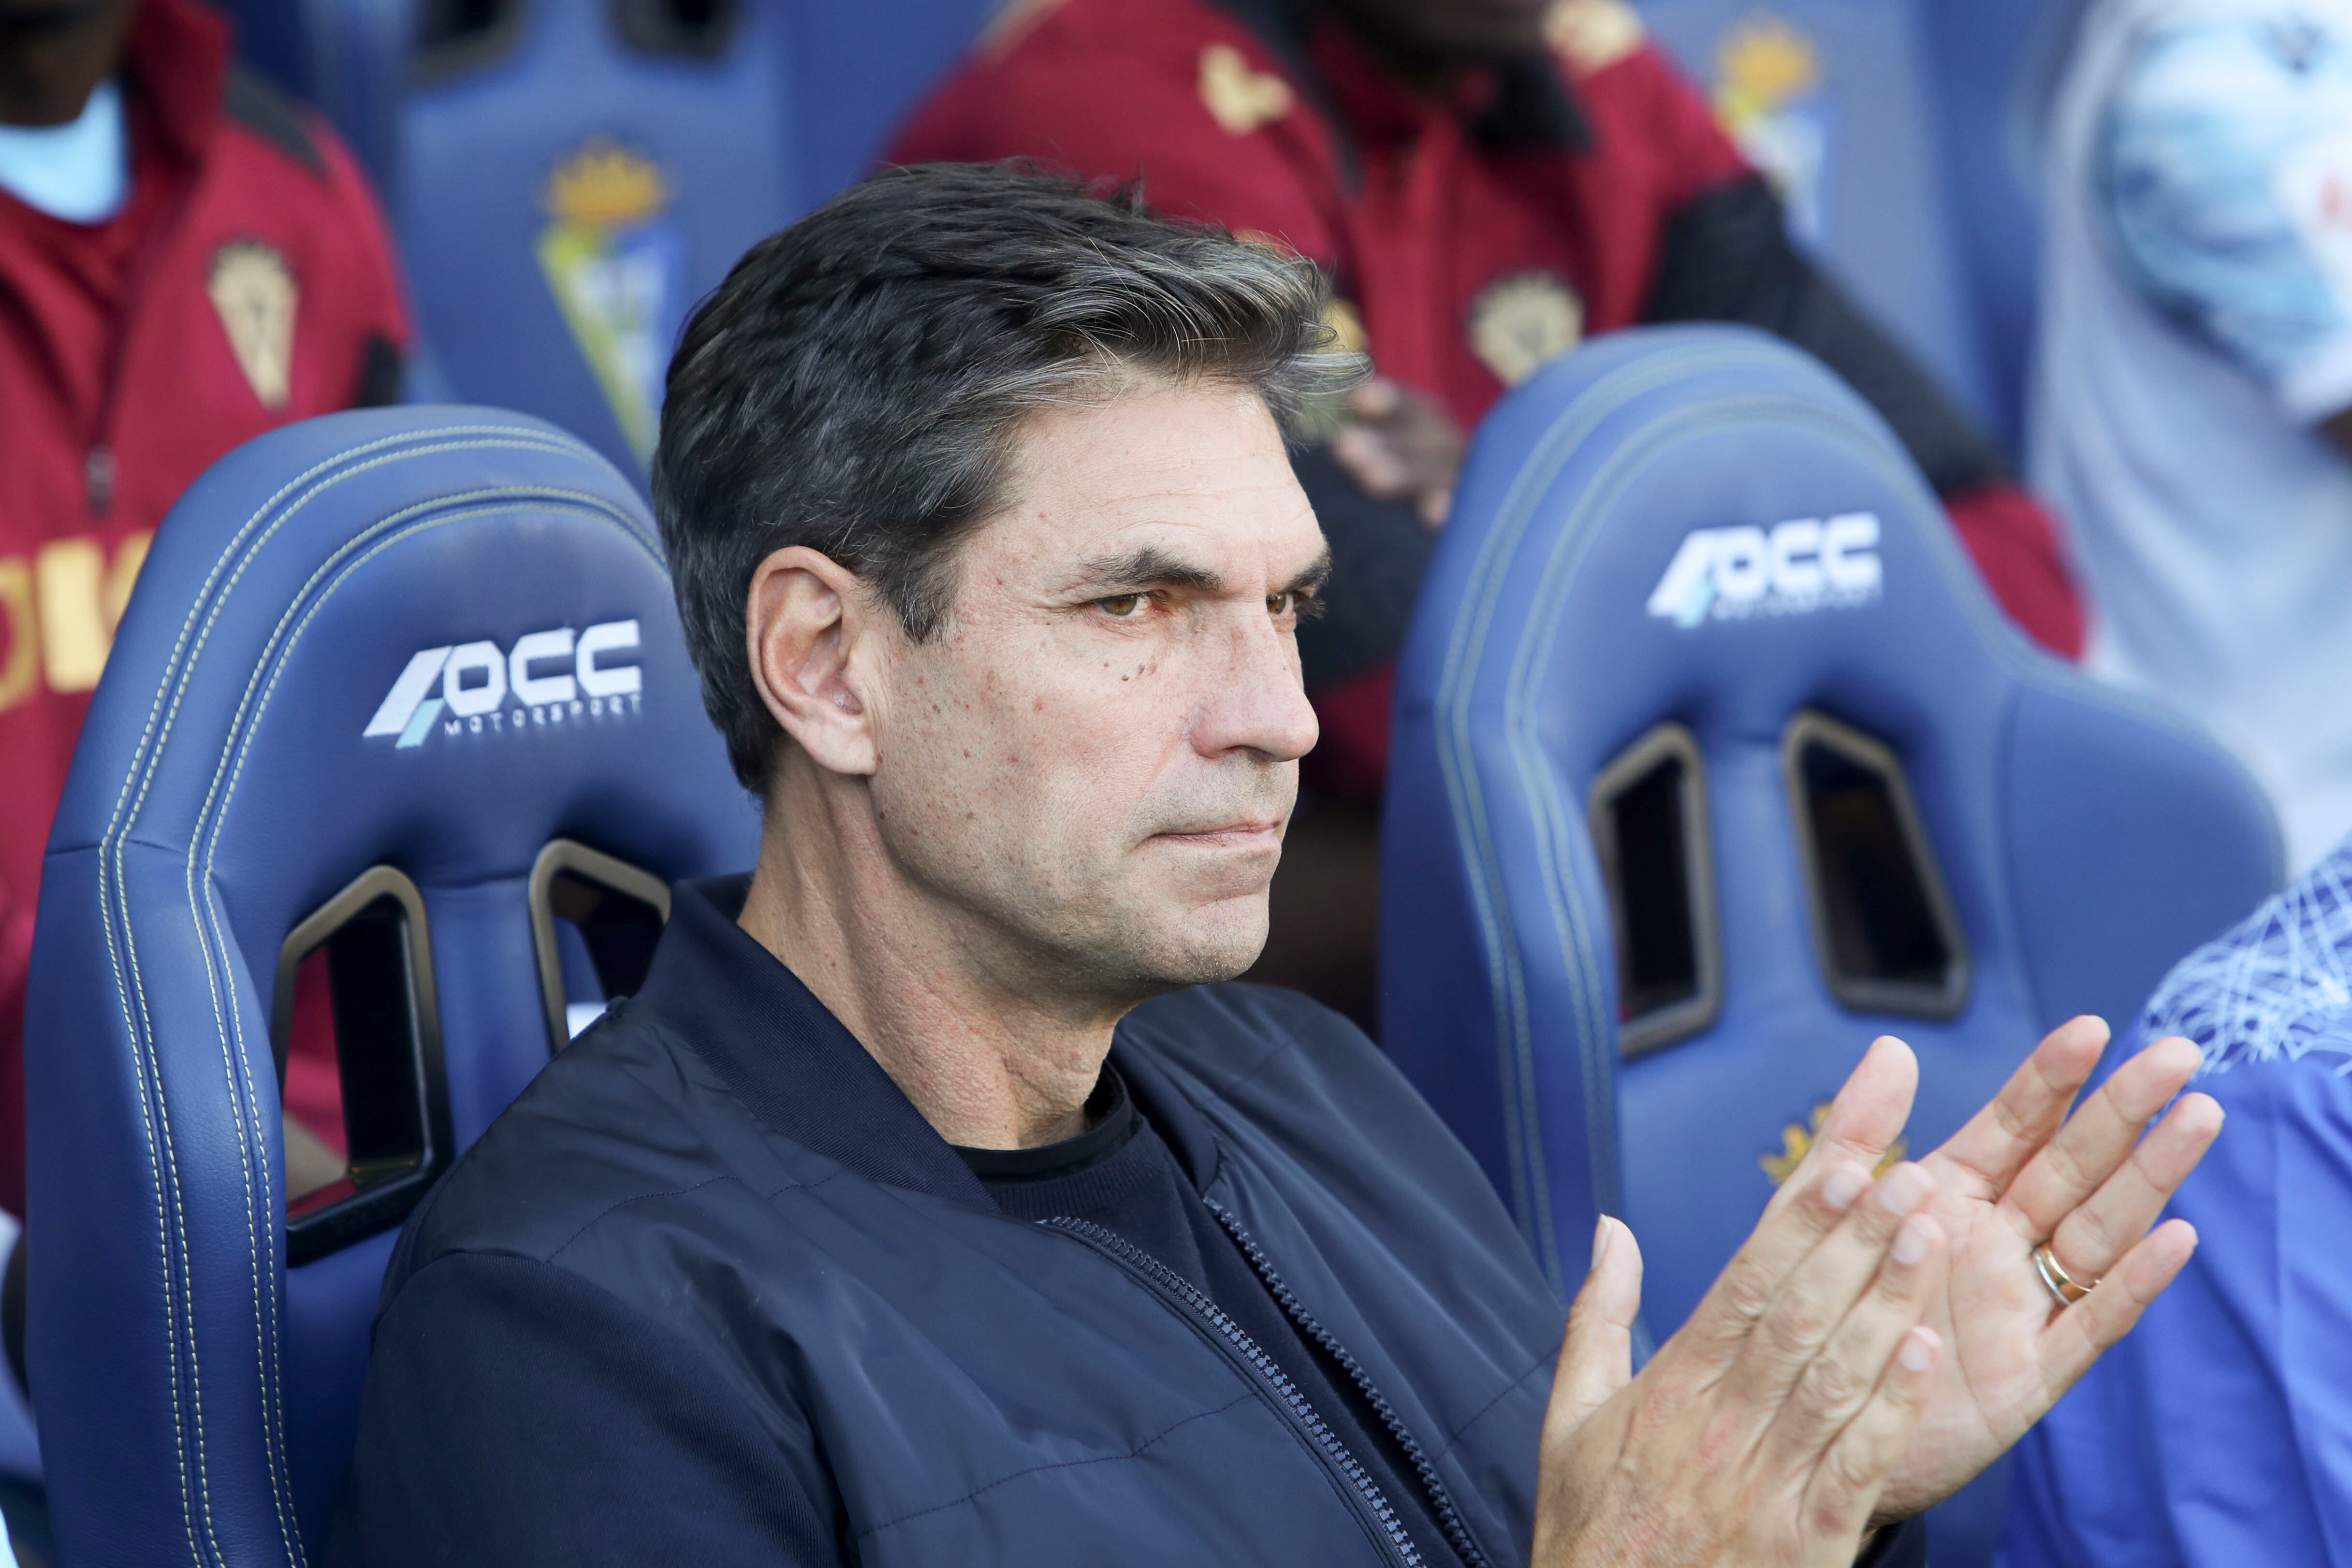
<box><xmin>86</xmin><ymin>446</ymin><xmax>116</xmax><ymax>519</ymax></box>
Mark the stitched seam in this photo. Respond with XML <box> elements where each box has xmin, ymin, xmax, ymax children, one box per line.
<box><xmin>185</xmin><ymin>495</ymin><xmax>651</xmax><ymax>1565</ymax></box>
<box><xmin>542</xmin><ymin>1176</ymin><xmax>739</xmax><ymax>1265</ymax></box>
<box><xmin>850</xmin><ymin>1394</ymin><xmax>1258</xmax><ymax>1540</ymax></box>
<box><xmin>1430</xmin><ymin>342</ymin><xmax>1788</xmax><ymax>1281</ymax></box>
<box><xmin>92</xmin><ymin>426</ymin><xmax>619</xmax><ymax>1566</ymax></box>
<box><xmin>1429</xmin><ymin>1350</ymin><xmax>1550</xmax><ymax>1463</ymax></box>
<box><xmin>95</xmin><ymin>829</ymin><xmax>206</xmax><ymax>1564</ymax></box>
<box><xmin>175</xmin><ymin>492</ymin><xmax>634</xmax><ymax>1567</ymax></box>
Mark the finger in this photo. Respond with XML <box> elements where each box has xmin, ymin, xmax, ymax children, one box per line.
<box><xmin>2001</xmin><ymin>1035</ymin><xmax>2203</xmax><ymax>1245</ymax></box>
<box><xmin>1673</xmin><ymin>1156</ymin><xmax>1879</xmax><ymax>1369</ymax></box>
<box><xmin>1761</xmin><ymin>1211</ymin><xmax>1943</xmax><ymax>1464</ymax></box>
<box><xmin>1801</xmin><ymin>1326</ymin><xmax>1941</xmax><ymax>1547</ymax></box>
<box><xmin>2033</xmin><ymin>1218</ymin><xmax>2197</xmax><ymax>1408</ymax></box>
<box><xmin>1926</xmin><ymin>1016</ymin><xmax>2108</xmax><ymax>1199</ymax></box>
<box><xmin>1417</xmin><ymin>488</ymin><xmax>1451</xmax><ymax>530</ymax></box>
<box><xmin>1760</xmin><ymin>1037</ymin><xmax>1918</xmax><ymax>1222</ymax></box>
<box><xmin>1548</xmin><ymin>1216</ymin><xmax>1642</xmax><ymax>1439</ymax></box>
<box><xmin>2047</xmin><ymin>1091</ymin><xmax>2222</xmax><ymax>1281</ymax></box>
<box><xmin>1720</xmin><ymin>1161</ymin><xmax>1939</xmax><ymax>1416</ymax></box>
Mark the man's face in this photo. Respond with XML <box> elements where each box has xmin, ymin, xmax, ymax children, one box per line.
<box><xmin>862</xmin><ymin>378</ymin><xmax>1326</xmax><ymax>1001</ymax></box>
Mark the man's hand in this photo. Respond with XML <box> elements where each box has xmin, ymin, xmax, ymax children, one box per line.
<box><xmin>1530</xmin><ymin>1026</ymin><xmax>2218</xmax><ymax>1563</ymax></box>
<box><xmin>1534</xmin><ymin>1151</ymin><xmax>1951</xmax><ymax>1564</ymax></box>
<box><xmin>1784</xmin><ymin>1022</ymin><xmax>2217</xmax><ymax>1521</ymax></box>
<box><xmin>1329</xmin><ymin>378</ymin><xmax>1463</xmax><ymax>529</ymax></box>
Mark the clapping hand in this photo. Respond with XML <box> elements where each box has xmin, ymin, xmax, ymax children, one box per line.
<box><xmin>1530</xmin><ymin>1022</ymin><xmax>2217</xmax><ymax>1564</ymax></box>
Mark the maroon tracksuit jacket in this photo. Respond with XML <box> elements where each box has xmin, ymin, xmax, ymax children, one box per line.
<box><xmin>0</xmin><ymin>0</ymin><xmax>410</xmax><ymax>1215</ymax></box>
<box><xmin>892</xmin><ymin>0</ymin><xmax>2085</xmax><ymax>797</ymax></box>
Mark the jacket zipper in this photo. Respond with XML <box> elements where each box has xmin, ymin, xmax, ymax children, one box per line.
<box><xmin>1041</xmin><ymin>1216</ymin><xmax>1424</xmax><ymax>1568</ymax></box>
<box><xmin>1206</xmin><ymin>1200</ymin><xmax>1494</xmax><ymax>1568</ymax></box>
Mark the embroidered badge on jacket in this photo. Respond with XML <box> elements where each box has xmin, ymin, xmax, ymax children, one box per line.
<box><xmin>208</xmin><ymin>240</ymin><xmax>298</xmax><ymax>408</ymax></box>
<box><xmin>1468</xmin><ymin>271</ymin><xmax>1584</xmax><ymax>387</ymax></box>
<box><xmin>1199</xmin><ymin>43</ymin><xmax>1294</xmax><ymax>135</ymax></box>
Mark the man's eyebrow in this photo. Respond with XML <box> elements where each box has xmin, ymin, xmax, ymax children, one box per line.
<box><xmin>1070</xmin><ymin>544</ymin><xmax>1226</xmax><ymax>595</ymax></box>
<box><xmin>1284</xmin><ymin>548</ymin><xmax>1333</xmax><ymax>596</ymax></box>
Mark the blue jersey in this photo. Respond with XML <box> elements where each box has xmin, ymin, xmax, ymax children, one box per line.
<box><xmin>2001</xmin><ymin>837</ymin><xmax>2352</xmax><ymax>1565</ymax></box>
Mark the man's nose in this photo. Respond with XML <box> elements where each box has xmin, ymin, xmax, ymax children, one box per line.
<box><xmin>1192</xmin><ymin>608</ymin><xmax>1319</xmax><ymax>763</ymax></box>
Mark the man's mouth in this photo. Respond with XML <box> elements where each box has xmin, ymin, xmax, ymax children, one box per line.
<box><xmin>1152</xmin><ymin>819</ymin><xmax>1285</xmax><ymax>847</ymax></box>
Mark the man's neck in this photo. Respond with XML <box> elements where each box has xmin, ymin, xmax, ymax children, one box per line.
<box><xmin>737</xmin><ymin>761</ymin><xmax>1125</xmax><ymax>1151</ymax></box>
<box><xmin>0</xmin><ymin>0</ymin><xmax>134</xmax><ymax>128</ymax></box>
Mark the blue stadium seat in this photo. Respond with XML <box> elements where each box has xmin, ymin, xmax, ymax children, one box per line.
<box><xmin>21</xmin><ymin>407</ymin><xmax>756</xmax><ymax>1564</ymax></box>
<box><xmin>1380</xmin><ymin>323</ymin><xmax>2282</xmax><ymax>1315</ymax></box>
<box><xmin>1379</xmin><ymin>325</ymin><xmax>2278</xmax><ymax>1553</ymax></box>
<box><xmin>389</xmin><ymin>0</ymin><xmax>803</xmax><ymax>479</ymax></box>
<box><xmin>1634</xmin><ymin>0</ymin><xmax>2001</xmax><ymax>440</ymax></box>
<box><xmin>225</xmin><ymin>0</ymin><xmax>995</xmax><ymax>479</ymax></box>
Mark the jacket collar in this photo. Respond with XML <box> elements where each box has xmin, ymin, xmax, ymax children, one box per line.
<box><xmin>636</xmin><ymin>877</ymin><xmax>1222</xmax><ymax>1206</ymax></box>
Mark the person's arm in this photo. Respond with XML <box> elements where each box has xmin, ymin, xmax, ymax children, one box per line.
<box><xmin>2003</xmin><ymin>1048</ymin><xmax>2352</xmax><ymax>1566</ymax></box>
<box><xmin>2100</xmin><ymin>15</ymin><xmax>2352</xmax><ymax>460</ymax></box>
<box><xmin>338</xmin><ymin>1252</ymin><xmax>840</xmax><ymax>1566</ymax></box>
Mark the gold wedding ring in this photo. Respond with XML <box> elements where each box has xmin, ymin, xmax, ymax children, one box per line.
<box><xmin>2032</xmin><ymin>1241</ymin><xmax>2097</xmax><ymax>1307</ymax></box>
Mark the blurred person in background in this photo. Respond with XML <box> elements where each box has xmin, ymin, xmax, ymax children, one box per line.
<box><xmin>0</xmin><ymin>0</ymin><xmax>410</xmax><ymax>1231</ymax></box>
<box><xmin>2036</xmin><ymin>0</ymin><xmax>2352</xmax><ymax>875</ymax></box>
<box><xmin>890</xmin><ymin>0</ymin><xmax>2087</xmax><ymax>1018</ymax></box>
<box><xmin>2001</xmin><ymin>835</ymin><xmax>2352</xmax><ymax>1565</ymax></box>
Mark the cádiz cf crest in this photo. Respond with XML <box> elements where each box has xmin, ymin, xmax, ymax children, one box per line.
<box><xmin>1711</xmin><ymin>13</ymin><xmax>1833</xmax><ymax>246</ymax></box>
<box><xmin>536</xmin><ymin>138</ymin><xmax>687</xmax><ymax>469</ymax></box>
<box><xmin>1467</xmin><ymin>271</ymin><xmax>1583</xmax><ymax>388</ymax></box>
<box><xmin>208</xmin><ymin>240</ymin><xmax>297</xmax><ymax>409</ymax></box>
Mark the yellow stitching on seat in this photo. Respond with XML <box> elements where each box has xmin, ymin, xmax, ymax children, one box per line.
<box><xmin>94</xmin><ymin>427</ymin><xmax>618</xmax><ymax>1566</ymax></box>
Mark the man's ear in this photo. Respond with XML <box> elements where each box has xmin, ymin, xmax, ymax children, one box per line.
<box><xmin>745</xmin><ymin>545</ymin><xmax>886</xmax><ymax>778</ymax></box>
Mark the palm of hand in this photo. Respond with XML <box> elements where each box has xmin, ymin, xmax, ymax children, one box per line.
<box><xmin>1878</xmin><ymin>1168</ymin><xmax>2058</xmax><ymax>1518</ymax></box>
<box><xmin>1838</xmin><ymin>1020</ymin><xmax>2216</xmax><ymax>1521</ymax></box>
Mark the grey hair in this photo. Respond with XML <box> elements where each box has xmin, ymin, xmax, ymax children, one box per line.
<box><xmin>651</xmin><ymin>161</ymin><xmax>1363</xmax><ymax>790</ymax></box>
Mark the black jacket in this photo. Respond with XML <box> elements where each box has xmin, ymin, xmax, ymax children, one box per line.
<box><xmin>338</xmin><ymin>876</ymin><xmax>1569</xmax><ymax>1564</ymax></box>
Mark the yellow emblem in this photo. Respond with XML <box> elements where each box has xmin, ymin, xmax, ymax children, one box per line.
<box><xmin>1467</xmin><ymin>271</ymin><xmax>1583</xmax><ymax>388</ymax></box>
<box><xmin>1713</xmin><ymin>13</ymin><xmax>1822</xmax><ymax>131</ymax></box>
<box><xmin>1761</xmin><ymin>1103</ymin><xmax>1907</xmax><ymax>1186</ymax></box>
<box><xmin>542</xmin><ymin>138</ymin><xmax>671</xmax><ymax>229</ymax></box>
<box><xmin>207</xmin><ymin>241</ymin><xmax>298</xmax><ymax>409</ymax></box>
<box><xmin>1545</xmin><ymin>0</ymin><xmax>1645</xmax><ymax>76</ymax></box>
<box><xmin>536</xmin><ymin>139</ymin><xmax>683</xmax><ymax>467</ymax></box>
<box><xmin>1199</xmin><ymin>43</ymin><xmax>1294</xmax><ymax>136</ymax></box>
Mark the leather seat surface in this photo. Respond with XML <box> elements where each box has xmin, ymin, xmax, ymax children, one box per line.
<box><xmin>25</xmin><ymin>406</ymin><xmax>756</xmax><ymax>1566</ymax></box>
<box><xmin>1380</xmin><ymin>323</ymin><xmax>2280</xmax><ymax>1331</ymax></box>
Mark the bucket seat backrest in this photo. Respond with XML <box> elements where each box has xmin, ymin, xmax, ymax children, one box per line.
<box><xmin>24</xmin><ymin>407</ymin><xmax>756</xmax><ymax>1566</ymax></box>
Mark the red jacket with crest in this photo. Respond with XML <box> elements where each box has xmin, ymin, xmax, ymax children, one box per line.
<box><xmin>0</xmin><ymin>0</ymin><xmax>409</xmax><ymax>1215</ymax></box>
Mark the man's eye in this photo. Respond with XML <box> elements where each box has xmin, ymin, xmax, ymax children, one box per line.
<box><xmin>1268</xmin><ymin>590</ymin><xmax>1316</xmax><ymax>618</ymax></box>
<box><xmin>1096</xmin><ymin>593</ymin><xmax>1149</xmax><ymax>618</ymax></box>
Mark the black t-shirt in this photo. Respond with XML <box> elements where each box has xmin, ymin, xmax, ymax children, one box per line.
<box><xmin>956</xmin><ymin>1071</ymin><xmax>1467</xmax><ymax>1568</ymax></box>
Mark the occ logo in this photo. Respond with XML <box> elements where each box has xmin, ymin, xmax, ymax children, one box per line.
<box><xmin>362</xmin><ymin>620</ymin><xmax>644</xmax><ymax>750</ymax></box>
<box><xmin>1645</xmin><ymin>514</ymin><xmax>1883</xmax><ymax>629</ymax></box>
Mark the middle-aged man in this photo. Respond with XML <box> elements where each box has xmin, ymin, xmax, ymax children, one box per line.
<box><xmin>339</xmin><ymin>167</ymin><xmax>2218</xmax><ymax>1567</ymax></box>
